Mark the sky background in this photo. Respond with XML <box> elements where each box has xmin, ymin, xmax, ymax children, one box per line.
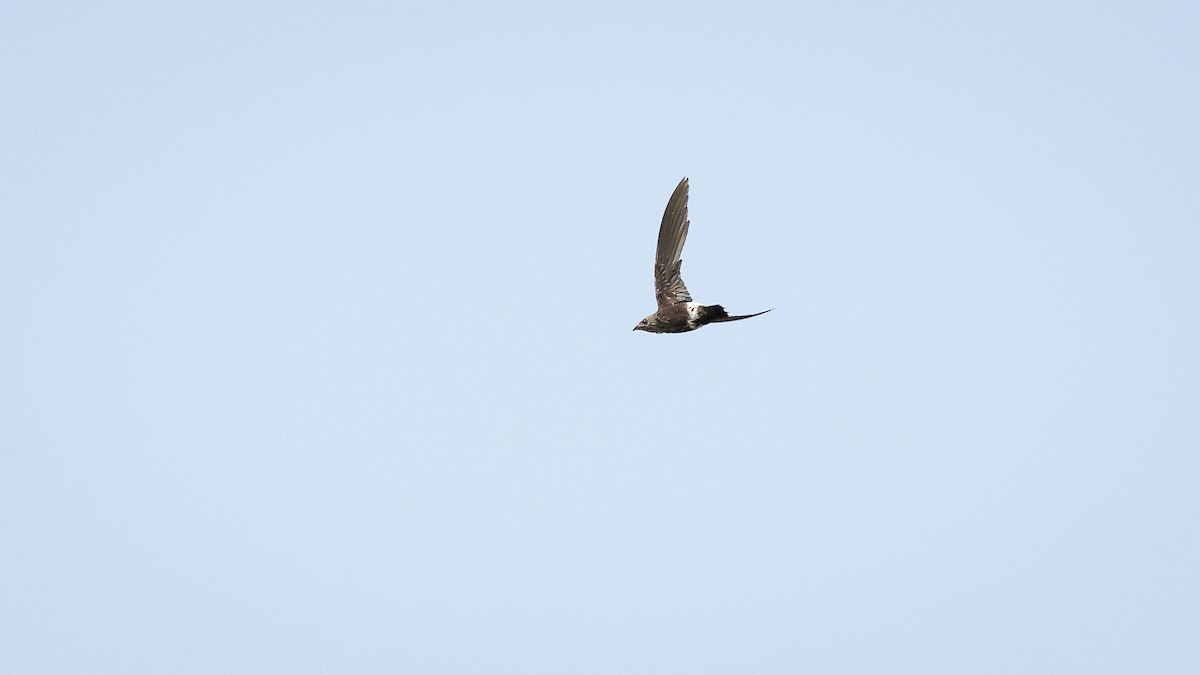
<box><xmin>3</xmin><ymin>1</ymin><xmax>1198</xmax><ymax>673</ymax></box>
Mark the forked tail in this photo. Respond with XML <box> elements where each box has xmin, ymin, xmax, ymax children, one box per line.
<box><xmin>701</xmin><ymin>305</ymin><xmax>773</xmax><ymax>323</ymax></box>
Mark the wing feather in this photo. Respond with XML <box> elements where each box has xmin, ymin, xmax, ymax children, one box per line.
<box><xmin>653</xmin><ymin>177</ymin><xmax>692</xmax><ymax>307</ymax></box>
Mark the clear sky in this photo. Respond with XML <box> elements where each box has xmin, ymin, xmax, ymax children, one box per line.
<box><xmin>3</xmin><ymin>1</ymin><xmax>1198</xmax><ymax>673</ymax></box>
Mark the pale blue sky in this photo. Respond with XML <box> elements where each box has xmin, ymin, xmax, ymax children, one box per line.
<box><xmin>3</xmin><ymin>1</ymin><xmax>1198</xmax><ymax>673</ymax></box>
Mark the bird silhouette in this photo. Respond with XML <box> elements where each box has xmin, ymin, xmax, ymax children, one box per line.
<box><xmin>633</xmin><ymin>177</ymin><xmax>771</xmax><ymax>333</ymax></box>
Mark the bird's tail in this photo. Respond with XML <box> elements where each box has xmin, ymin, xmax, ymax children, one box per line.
<box><xmin>702</xmin><ymin>305</ymin><xmax>772</xmax><ymax>323</ymax></box>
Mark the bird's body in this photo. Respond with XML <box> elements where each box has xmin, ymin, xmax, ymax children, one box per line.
<box><xmin>633</xmin><ymin>178</ymin><xmax>770</xmax><ymax>333</ymax></box>
<box><xmin>636</xmin><ymin>301</ymin><xmax>770</xmax><ymax>333</ymax></box>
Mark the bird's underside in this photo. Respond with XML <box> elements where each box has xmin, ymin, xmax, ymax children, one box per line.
<box><xmin>638</xmin><ymin>302</ymin><xmax>771</xmax><ymax>334</ymax></box>
<box><xmin>633</xmin><ymin>177</ymin><xmax>770</xmax><ymax>334</ymax></box>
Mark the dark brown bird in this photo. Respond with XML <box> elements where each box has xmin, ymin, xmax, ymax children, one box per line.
<box><xmin>633</xmin><ymin>177</ymin><xmax>771</xmax><ymax>333</ymax></box>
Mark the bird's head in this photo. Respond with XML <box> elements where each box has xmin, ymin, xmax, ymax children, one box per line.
<box><xmin>633</xmin><ymin>316</ymin><xmax>655</xmax><ymax>332</ymax></box>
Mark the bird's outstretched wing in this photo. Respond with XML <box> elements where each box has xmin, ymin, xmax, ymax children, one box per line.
<box><xmin>654</xmin><ymin>177</ymin><xmax>692</xmax><ymax>308</ymax></box>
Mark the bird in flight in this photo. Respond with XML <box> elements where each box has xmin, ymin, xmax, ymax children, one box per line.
<box><xmin>633</xmin><ymin>177</ymin><xmax>771</xmax><ymax>333</ymax></box>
